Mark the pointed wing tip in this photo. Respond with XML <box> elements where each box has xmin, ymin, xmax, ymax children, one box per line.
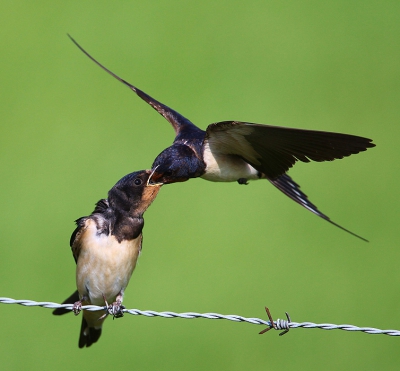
<box><xmin>327</xmin><ymin>219</ymin><xmax>369</xmax><ymax>243</ymax></box>
<box><xmin>66</xmin><ymin>34</ymin><xmax>140</xmax><ymax>93</ymax></box>
<box><xmin>65</xmin><ymin>34</ymin><xmax>196</xmax><ymax>137</ymax></box>
<box><xmin>67</xmin><ymin>33</ymin><xmax>79</xmax><ymax>47</ymax></box>
<box><xmin>358</xmin><ymin>136</ymin><xmax>375</xmax><ymax>149</ymax></box>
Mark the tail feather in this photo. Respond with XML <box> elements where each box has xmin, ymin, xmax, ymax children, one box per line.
<box><xmin>268</xmin><ymin>173</ymin><xmax>368</xmax><ymax>242</ymax></box>
<box><xmin>52</xmin><ymin>290</ymin><xmax>80</xmax><ymax>315</ymax></box>
<box><xmin>79</xmin><ymin>316</ymin><xmax>102</xmax><ymax>348</ymax></box>
<box><xmin>53</xmin><ymin>290</ymin><xmax>103</xmax><ymax>347</ymax></box>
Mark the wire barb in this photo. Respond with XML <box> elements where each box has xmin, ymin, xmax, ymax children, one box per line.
<box><xmin>1</xmin><ymin>297</ymin><xmax>399</xmax><ymax>336</ymax></box>
<box><xmin>259</xmin><ymin>307</ymin><xmax>291</xmax><ymax>336</ymax></box>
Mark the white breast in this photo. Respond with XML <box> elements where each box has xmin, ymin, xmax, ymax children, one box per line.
<box><xmin>76</xmin><ymin>220</ymin><xmax>141</xmax><ymax>306</ymax></box>
<box><xmin>201</xmin><ymin>142</ymin><xmax>260</xmax><ymax>182</ymax></box>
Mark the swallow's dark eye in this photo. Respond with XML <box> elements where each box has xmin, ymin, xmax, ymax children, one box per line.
<box><xmin>164</xmin><ymin>171</ymin><xmax>172</xmax><ymax>177</ymax></box>
<box><xmin>134</xmin><ymin>178</ymin><xmax>142</xmax><ymax>186</ymax></box>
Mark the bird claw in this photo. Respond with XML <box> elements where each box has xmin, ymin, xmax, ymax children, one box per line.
<box><xmin>101</xmin><ymin>294</ymin><xmax>125</xmax><ymax>320</ymax></box>
<box><xmin>237</xmin><ymin>178</ymin><xmax>249</xmax><ymax>185</ymax></box>
<box><xmin>72</xmin><ymin>301</ymin><xmax>82</xmax><ymax>316</ymax></box>
<box><xmin>107</xmin><ymin>302</ymin><xmax>125</xmax><ymax>319</ymax></box>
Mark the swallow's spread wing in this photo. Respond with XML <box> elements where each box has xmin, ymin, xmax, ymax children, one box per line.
<box><xmin>269</xmin><ymin>174</ymin><xmax>368</xmax><ymax>241</ymax></box>
<box><xmin>68</xmin><ymin>34</ymin><xmax>200</xmax><ymax>138</ymax></box>
<box><xmin>269</xmin><ymin>174</ymin><xmax>328</xmax><ymax>219</ymax></box>
<box><xmin>206</xmin><ymin>121</ymin><xmax>375</xmax><ymax>179</ymax></box>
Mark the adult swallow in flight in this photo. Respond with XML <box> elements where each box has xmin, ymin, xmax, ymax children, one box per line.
<box><xmin>68</xmin><ymin>35</ymin><xmax>375</xmax><ymax>241</ymax></box>
<box><xmin>53</xmin><ymin>169</ymin><xmax>162</xmax><ymax>348</ymax></box>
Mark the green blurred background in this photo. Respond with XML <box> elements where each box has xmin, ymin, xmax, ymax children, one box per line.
<box><xmin>1</xmin><ymin>1</ymin><xmax>399</xmax><ymax>370</ymax></box>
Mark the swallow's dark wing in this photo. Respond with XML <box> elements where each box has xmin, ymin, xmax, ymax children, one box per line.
<box><xmin>68</xmin><ymin>34</ymin><xmax>200</xmax><ymax>137</ymax></box>
<box><xmin>70</xmin><ymin>217</ymin><xmax>88</xmax><ymax>263</ymax></box>
<box><xmin>206</xmin><ymin>121</ymin><xmax>375</xmax><ymax>179</ymax></box>
<box><xmin>69</xmin><ymin>199</ymin><xmax>112</xmax><ymax>264</ymax></box>
<box><xmin>269</xmin><ymin>173</ymin><xmax>368</xmax><ymax>241</ymax></box>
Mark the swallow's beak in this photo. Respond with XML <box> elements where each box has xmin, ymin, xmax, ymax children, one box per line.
<box><xmin>147</xmin><ymin>167</ymin><xmax>164</xmax><ymax>187</ymax></box>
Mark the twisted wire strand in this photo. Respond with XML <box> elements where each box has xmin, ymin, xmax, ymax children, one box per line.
<box><xmin>1</xmin><ymin>297</ymin><xmax>399</xmax><ymax>336</ymax></box>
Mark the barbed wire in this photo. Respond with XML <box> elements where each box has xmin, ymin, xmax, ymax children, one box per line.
<box><xmin>1</xmin><ymin>297</ymin><xmax>399</xmax><ymax>336</ymax></box>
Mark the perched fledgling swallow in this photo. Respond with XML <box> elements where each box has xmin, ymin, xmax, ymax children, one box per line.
<box><xmin>68</xmin><ymin>35</ymin><xmax>375</xmax><ymax>241</ymax></box>
<box><xmin>53</xmin><ymin>169</ymin><xmax>162</xmax><ymax>348</ymax></box>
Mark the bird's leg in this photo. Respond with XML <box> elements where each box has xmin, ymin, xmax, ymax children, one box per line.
<box><xmin>72</xmin><ymin>296</ymin><xmax>88</xmax><ymax>316</ymax></box>
<box><xmin>237</xmin><ymin>178</ymin><xmax>249</xmax><ymax>185</ymax></box>
<box><xmin>109</xmin><ymin>292</ymin><xmax>125</xmax><ymax>319</ymax></box>
<box><xmin>101</xmin><ymin>292</ymin><xmax>125</xmax><ymax>319</ymax></box>
<box><xmin>72</xmin><ymin>301</ymin><xmax>82</xmax><ymax>315</ymax></box>
<box><xmin>97</xmin><ymin>294</ymin><xmax>111</xmax><ymax>320</ymax></box>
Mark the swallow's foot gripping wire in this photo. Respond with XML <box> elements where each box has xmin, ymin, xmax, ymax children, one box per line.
<box><xmin>100</xmin><ymin>294</ymin><xmax>125</xmax><ymax>320</ymax></box>
<box><xmin>72</xmin><ymin>301</ymin><xmax>82</xmax><ymax>316</ymax></box>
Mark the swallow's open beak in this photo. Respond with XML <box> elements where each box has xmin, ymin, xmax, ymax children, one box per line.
<box><xmin>147</xmin><ymin>166</ymin><xmax>164</xmax><ymax>186</ymax></box>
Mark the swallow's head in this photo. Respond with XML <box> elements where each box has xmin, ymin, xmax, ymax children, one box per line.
<box><xmin>149</xmin><ymin>144</ymin><xmax>205</xmax><ymax>185</ymax></box>
<box><xmin>109</xmin><ymin>170</ymin><xmax>162</xmax><ymax>215</ymax></box>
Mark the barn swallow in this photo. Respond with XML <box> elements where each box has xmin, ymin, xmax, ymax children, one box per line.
<box><xmin>53</xmin><ymin>169</ymin><xmax>162</xmax><ymax>348</ymax></box>
<box><xmin>68</xmin><ymin>35</ymin><xmax>375</xmax><ymax>241</ymax></box>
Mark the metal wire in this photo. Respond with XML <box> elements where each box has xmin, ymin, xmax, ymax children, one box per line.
<box><xmin>1</xmin><ymin>297</ymin><xmax>399</xmax><ymax>336</ymax></box>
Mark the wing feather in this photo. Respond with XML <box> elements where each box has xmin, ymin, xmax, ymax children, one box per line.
<box><xmin>68</xmin><ymin>34</ymin><xmax>200</xmax><ymax>137</ymax></box>
<box><xmin>269</xmin><ymin>174</ymin><xmax>368</xmax><ymax>241</ymax></box>
<box><xmin>206</xmin><ymin>121</ymin><xmax>375</xmax><ymax>178</ymax></box>
<box><xmin>70</xmin><ymin>217</ymin><xmax>88</xmax><ymax>263</ymax></box>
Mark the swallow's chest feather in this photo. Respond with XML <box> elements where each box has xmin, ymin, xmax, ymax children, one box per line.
<box><xmin>75</xmin><ymin>219</ymin><xmax>142</xmax><ymax>305</ymax></box>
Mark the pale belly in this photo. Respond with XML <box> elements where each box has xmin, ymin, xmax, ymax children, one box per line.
<box><xmin>76</xmin><ymin>224</ymin><xmax>141</xmax><ymax>306</ymax></box>
<box><xmin>201</xmin><ymin>144</ymin><xmax>260</xmax><ymax>182</ymax></box>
